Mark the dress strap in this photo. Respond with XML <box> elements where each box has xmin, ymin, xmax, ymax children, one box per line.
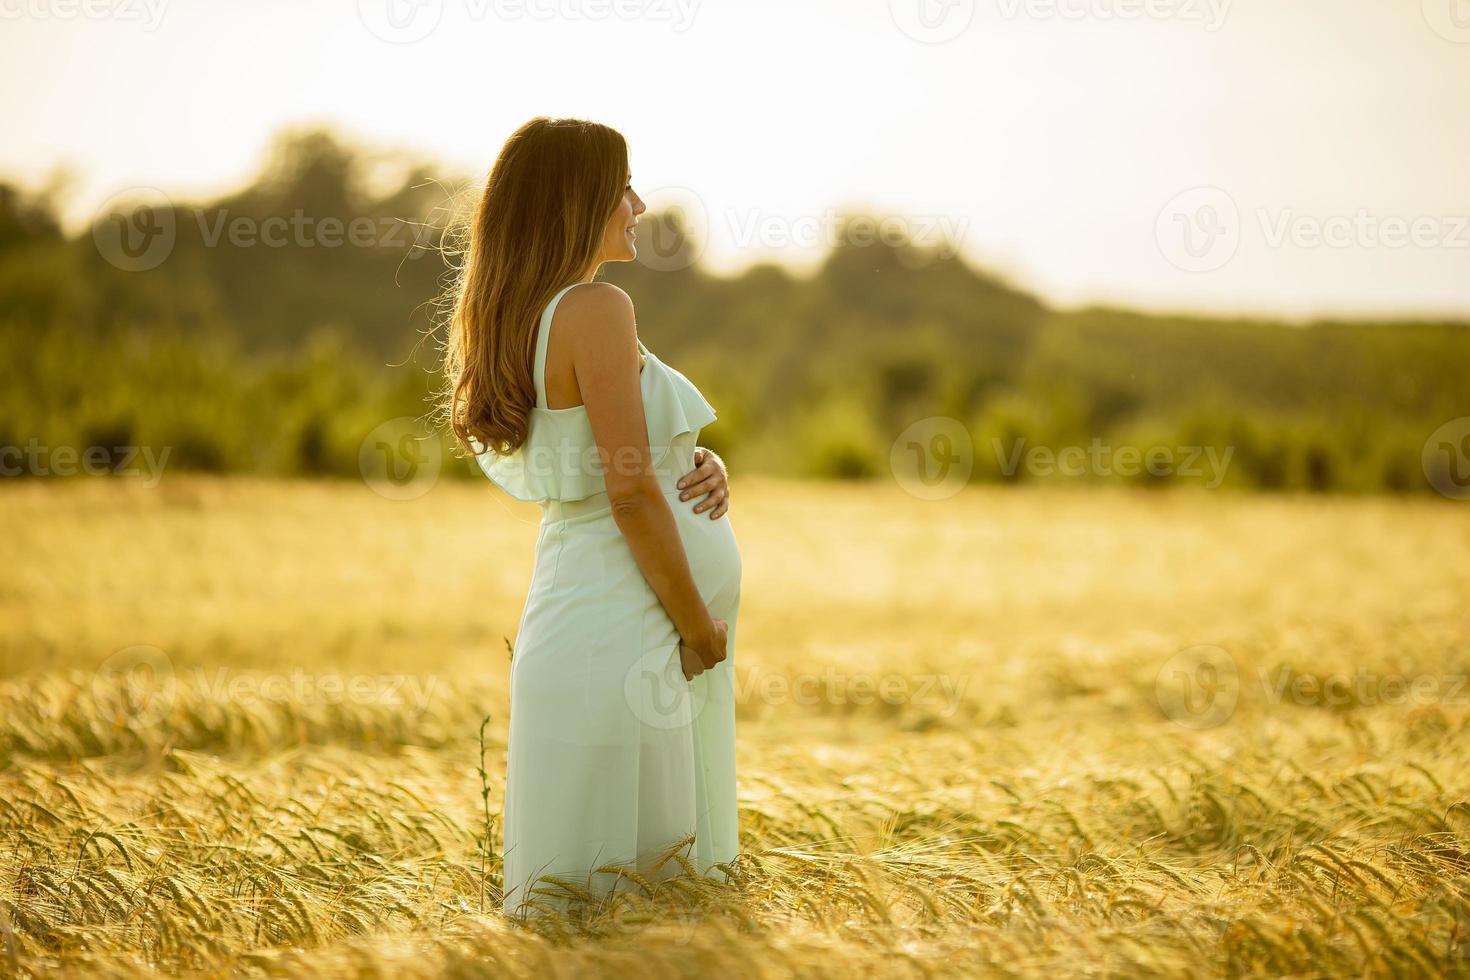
<box><xmin>534</xmin><ymin>282</ymin><xmax>583</xmax><ymax>410</ymax></box>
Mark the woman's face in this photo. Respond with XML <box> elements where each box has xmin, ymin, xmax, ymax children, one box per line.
<box><xmin>598</xmin><ymin>177</ymin><xmax>646</xmax><ymax>264</ymax></box>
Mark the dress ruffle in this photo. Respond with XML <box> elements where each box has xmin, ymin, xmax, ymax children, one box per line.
<box><xmin>472</xmin><ymin>346</ymin><xmax>716</xmax><ymax>503</ymax></box>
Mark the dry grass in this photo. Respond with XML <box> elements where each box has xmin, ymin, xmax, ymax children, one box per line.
<box><xmin>2</xmin><ymin>476</ymin><xmax>1469</xmax><ymax>977</ymax></box>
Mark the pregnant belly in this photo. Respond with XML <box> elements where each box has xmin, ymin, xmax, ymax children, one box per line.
<box><xmin>671</xmin><ymin>495</ymin><xmax>742</xmax><ymax>611</ymax></box>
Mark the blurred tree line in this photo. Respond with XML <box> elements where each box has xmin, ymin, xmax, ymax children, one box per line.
<box><xmin>1</xmin><ymin>127</ymin><xmax>1466</xmax><ymax>493</ymax></box>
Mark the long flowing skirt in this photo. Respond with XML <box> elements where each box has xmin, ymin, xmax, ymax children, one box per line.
<box><xmin>500</xmin><ymin>488</ymin><xmax>742</xmax><ymax>918</ymax></box>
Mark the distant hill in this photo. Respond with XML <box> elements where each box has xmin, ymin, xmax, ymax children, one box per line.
<box><xmin>1</xmin><ymin>128</ymin><xmax>1466</xmax><ymax>493</ymax></box>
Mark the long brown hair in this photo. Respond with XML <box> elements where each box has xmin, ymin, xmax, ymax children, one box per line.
<box><xmin>441</xmin><ymin>117</ymin><xmax>629</xmax><ymax>455</ymax></box>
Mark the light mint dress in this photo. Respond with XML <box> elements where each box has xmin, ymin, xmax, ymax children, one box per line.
<box><xmin>473</xmin><ymin>281</ymin><xmax>742</xmax><ymax>919</ymax></box>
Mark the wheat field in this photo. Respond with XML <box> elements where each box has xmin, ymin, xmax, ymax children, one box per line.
<box><xmin>1</xmin><ymin>476</ymin><xmax>1468</xmax><ymax>977</ymax></box>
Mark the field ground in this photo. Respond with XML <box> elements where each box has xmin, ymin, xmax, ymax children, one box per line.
<box><xmin>2</xmin><ymin>476</ymin><xmax>1469</xmax><ymax>977</ymax></box>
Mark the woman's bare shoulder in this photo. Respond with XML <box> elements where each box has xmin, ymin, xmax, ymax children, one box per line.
<box><xmin>554</xmin><ymin>282</ymin><xmax>637</xmax><ymax>356</ymax></box>
<box><xmin>558</xmin><ymin>281</ymin><xmax>634</xmax><ymax>322</ymax></box>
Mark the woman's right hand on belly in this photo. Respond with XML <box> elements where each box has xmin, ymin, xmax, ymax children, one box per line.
<box><xmin>679</xmin><ymin>617</ymin><xmax>728</xmax><ymax>680</ymax></box>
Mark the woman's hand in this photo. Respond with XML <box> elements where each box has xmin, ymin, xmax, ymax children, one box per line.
<box><xmin>679</xmin><ymin>617</ymin><xmax>728</xmax><ymax>680</ymax></box>
<box><xmin>678</xmin><ymin>644</ymin><xmax>706</xmax><ymax>682</ymax></box>
<box><xmin>677</xmin><ymin>447</ymin><xmax>729</xmax><ymax>520</ymax></box>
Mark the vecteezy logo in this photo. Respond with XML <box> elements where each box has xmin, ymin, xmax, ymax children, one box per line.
<box><xmin>1423</xmin><ymin>0</ymin><xmax>1470</xmax><ymax>42</ymax></box>
<box><xmin>1423</xmin><ymin>417</ymin><xmax>1470</xmax><ymax>500</ymax></box>
<box><xmin>633</xmin><ymin>186</ymin><xmax>710</xmax><ymax>273</ymax></box>
<box><xmin>1155</xmin><ymin>644</ymin><xmax>1239</xmax><ymax>729</ymax></box>
<box><xmin>889</xmin><ymin>0</ymin><xmax>975</xmax><ymax>43</ymax></box>
<box><xmin>92</xmin><ymin>187</ymin><xmax>176</xmax><ymax>272</ymax></box>
<box><xmin>92</xmin><ymin>645</ymin><xmax>177</xmax><ymax>729</ymax></box>
<box><xmin>1155</xmin><ymin>186</ymin><xmax>1240</xmax><ymax>272</ymax></box>
<box><xmin>889</xmin><ymin>417</ymin><xmax>974</xmax><ymax>500</ymax></box>
<box><xmin>357</xmin><ymin>0</ymin><xmax>444</xmax><ymax>43</ymax></box>
<box><xmin>359</xmin><ymin>417</ymin><xmax>442</xmax><ymax>500</ymax></box>
<box><xmin>623</xmin><ymin>642</ymin><xmax>711</xmax><ymax>730</ymax></box>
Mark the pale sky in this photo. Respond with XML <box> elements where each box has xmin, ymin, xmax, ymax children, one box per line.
<box><xmin>3</xmin><ymin>0</ymin><xmax>1469</xmax><ymax>319</ymax></box>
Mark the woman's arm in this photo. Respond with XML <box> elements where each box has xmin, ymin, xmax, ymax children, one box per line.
<box><xmin>558</xmin><ymin>282</ymin><xmax>726</xmax><ymax>667</ymax></box>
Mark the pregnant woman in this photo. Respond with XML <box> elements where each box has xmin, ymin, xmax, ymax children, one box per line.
<box><xmin>442</xmin><ymin>117</ymin><xmax>742</xmax><ymax>919</ymax></box>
